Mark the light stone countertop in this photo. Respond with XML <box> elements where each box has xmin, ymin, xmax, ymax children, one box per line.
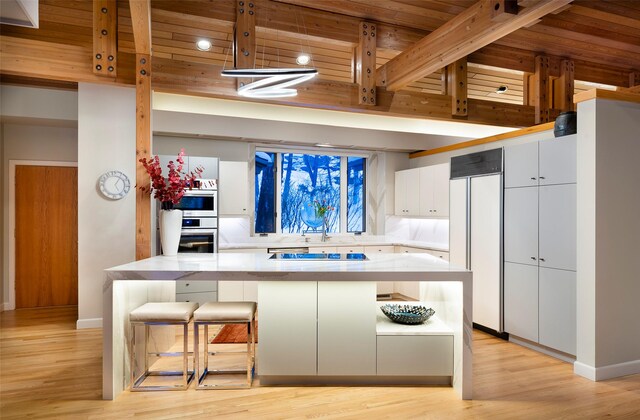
<box><xmin>105</xmin><ymin>252</ymin><xmax>469</xmax><ymax>284</ymax></box>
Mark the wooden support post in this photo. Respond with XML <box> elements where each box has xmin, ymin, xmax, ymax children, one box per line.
<box><xmin>533</xmin><ymin>55</ymin><xmax>551</xmax><ymax>124</ymax></box>
<box><xmin>447</xmin><ymin>57</ymin><xmax>468</xmax><ymax>117</ymax></box>
<box><xmin>129</xmin><ymin>0</ymin><xmax>152</xmax><ymax>260</ymax></box>
<box><xmin>553</xmin><ymin>59</ymin><xmax>574</xmax><ymax>112</ymax></box>
<box><xmin>235</xmin><ymin>0</ymin><xmax>256</xmax><ymax>90</ymax></box>
<box><xmin>355</xmin><ymin>21</ymin><xmax>377</xmax><ymax>105</ymax></box>
<box><xmin>135</xmin><ymin>54</ymin><xmax>151</xmax><ymax>260</ymax></box>
<box><xmin>93</xmin><ymin>0</ymin><xmax>117</xmax><ymax>77</ymax></box>
<box><xmin>523</xmin><ymin>73</ymin><xmax>531</xmax><ymax>106</ymax></box>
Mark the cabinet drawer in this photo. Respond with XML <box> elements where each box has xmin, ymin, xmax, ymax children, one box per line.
<box><xmin>377</xmin><ymin>335</ymin><xmax>453</xmax><ymax>376</ymax></box>
<box><xmin>175</xmin><ymin>291</ymin><xmax>217</xmax><ymax>305</ymax></box>
<box><xmin>336</xmin><ymin>246</ymin><xmax>365</xmax><ymax>253</ymax></box>
<box><xmin>426</xmin><ymin>250</ymin><xmax>449</xmax><ymax>261</ymax></box>
<box><xmin>176</xmin><ymin>280</ymin><xmax>217</xmax><ymax>293</ymax></box>
<box><xmin>365</xmin><ymin>245</ymin><xmax>395</xmax><ymax>253</ymax></box>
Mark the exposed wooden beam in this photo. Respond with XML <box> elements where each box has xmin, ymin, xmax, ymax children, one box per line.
<box><xmin>574</xmin><ymin>88</ymin><xmax>640</xmax><ymax>105</ymax></box>
<box><xmin>409</xmin><ymin>122</ymin><xmax>556</xmax><ymax>158</ymax></box>
<box><xmin>0</xmin><ymin>36</ymin><xmax>135</xmax><ymax>85</ymax></box>
<box><xmin>129</xmin><ymin>0</ymin><xmax>151</xmax><ymax>55</ymax></box>
<box><xmin>532</xmin><ymin>55</ymin><xmax>551</xmax><ymax>124</ymax></box>
<box><xmin>447</xmin><ymin>57</ymin><xmax>468</xmax><ymax>117</ymax></box>
<box><xmin>234</xmin><ymin>0</ymin><xmax>256</xmax><ymax>89</ymax></box>
<box><xmin>93</xmin><ymin>0</ymin><xmax>117</xmax><ymax>78</ymax></box>
<box><xmin>135</xmin><ymin>54</ymin><xmax>152</xmax><ymax>260</ymax></box>
<box><xmin>553</xmin><ymin>59</ymin><xmax>574</xmax><ymax>112</ymax></box>
<box><xmin>355</xmin><ymin>21</ymin><xmax>377</xmax><ymax>106</ymax></box>
<box><xmin>376</xmin><ymin>0</ymin><xmax>573</xmax><ymax>92</ymax></box>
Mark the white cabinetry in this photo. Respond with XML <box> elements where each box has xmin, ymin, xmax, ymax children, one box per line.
<box><xmin>419</xmin><ymin>163</ymin><xmax>450</xmax><ymax>217</ymax></box>
<box><xmin>317</xmin><ymin>282</ymin><xmax>376</xmax><ymax>375</ymax></box>
<box><xmin>503</xmin><ymin>135</ymin><xmax>576</xmax><ymax>355</ymax></box>
<box><xmin>219</xmin><ymin>161</ymin><xmax>248</xmax><ymax>215</ymax></box>
<box><xmin>175</xmin><ymin>281</ymin><xmax>217</xmax><ymax>305</ymax></box>
<box><xmin>504</xmin><ymin>134</ymin><xmax>576</xmax><ymax>188</ymax></box>
<box><xmin>539</xmin><ymin>268</ymin><xmax>576</xmax><ymax>355</ymax></box>
<box><xmin>218</xmin><ymin>248</ymin><xmax>264</xmax><ymax>302</ymax></box>
<box><xmin>395</xmin><ymin>168</ymin><xmax>420</xmax><ymax>216</ymax></box>
<box><xmin>258</xmin><ymin>281</ymin><xmax>318</xmax><ymax>375</ymax></box>
<box><xmin>158</xmin><ymin>155</ymin><xmax>219</xmax><ymax>179</ymax></box>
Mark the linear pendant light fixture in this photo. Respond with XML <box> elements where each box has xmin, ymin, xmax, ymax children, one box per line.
<box><xmin>221</xmin><ymin>68</ymin><xmax>318</xmax><ymax>98</ymax></box>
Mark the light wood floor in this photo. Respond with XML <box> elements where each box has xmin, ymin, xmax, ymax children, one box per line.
<box><xmin>1</xmin><ymin>307</ymin><xmax>639</xmax><ymax>419</ymax></box>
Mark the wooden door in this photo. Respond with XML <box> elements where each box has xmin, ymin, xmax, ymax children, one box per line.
<box><xmin>15</xmin><ymin>165</ymin><xmax>78</xmax><ymax>308</ymax></box>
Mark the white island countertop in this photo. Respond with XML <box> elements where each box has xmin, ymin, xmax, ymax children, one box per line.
<box><xmin>105</xmin><ymin>252</ymin><xmax>470</xmax><ymax>283</ymax></box>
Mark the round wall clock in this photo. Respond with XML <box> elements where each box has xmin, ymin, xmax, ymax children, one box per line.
<box><xmin>98</xmin><ymin>170</ymin><xmax>131</xmax><ymax>200</ymax></box>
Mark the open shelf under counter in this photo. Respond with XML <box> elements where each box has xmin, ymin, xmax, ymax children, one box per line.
<box><xmin>376</xmin><ymin>302</ymin><xmax>454</xmax><ymax>336</ymax></box>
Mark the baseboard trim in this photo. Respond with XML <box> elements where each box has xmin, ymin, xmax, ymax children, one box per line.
<box><xmin>509</xmin><ymin>335</ymin><xmax>576</xmax><ymax>364</ymax></box>
<box><xmin>77</xmin><ymin>318</ymin><xmax>103</xmax><ymax>329</ymax></box>
<box><xmin>575</xmin><ymin>359</ymin><xmax>640</xmax><ymax>381</ymax></box>
<box><xmin>1</xmin><ymin>302</ymin><xmax>14</xmax><ymax>311</ymax></box>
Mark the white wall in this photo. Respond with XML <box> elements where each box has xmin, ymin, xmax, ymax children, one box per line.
<box><xmin>1</xmin><ymin>123</ymin><xmax>78</xmax><ymax>309</ymax></box>
<box><xmin>0</xmin><ymin>85</ymin><xmax>77</xmax><ymax>125</ymax></box>
<box><xmin>77</xmin><ymin>83</ymin><xmax>136</xmax><ymax>328</ymax></box>
<box><xmin>154</xmin><ymin>135</ymin><xmax>251</xmax><ymax>161</ymax></box>
<box><xmin>576</xmin><ymin>97</ymin><xmax>640</xmax><ymax>379</ymax></box>
<box><xmin>410</xmin><ymin>130</ymin><xmax>556</xmax><ymax>168</ymax></box>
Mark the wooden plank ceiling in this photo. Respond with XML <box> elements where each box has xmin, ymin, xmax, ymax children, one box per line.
<box><xmin>0</xmin><ymin>0</ymin><xmax>638</xmax><ymax>127</ymax></box>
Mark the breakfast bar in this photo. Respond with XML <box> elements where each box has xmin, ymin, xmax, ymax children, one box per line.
<box><xmin>103</xmin><ymin>253</ymin><xmax>472</xmax><ymax>400</ymax></box>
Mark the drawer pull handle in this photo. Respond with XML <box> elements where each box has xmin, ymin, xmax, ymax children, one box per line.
<box><xmin>531</xmin><ymin>256</ymin><xmax>536</xmax><ymax>260</ymax></box>
<box><xmin>539</xmin><ymin>258</ymin><xmax>546</xmax><ymax>262</ymax></box>
<box><xmin>530</xmin><ymin>177</ymin><xmax>537</xmax><ymax>180</ymax></box>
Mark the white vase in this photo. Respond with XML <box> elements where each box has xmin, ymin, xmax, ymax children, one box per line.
<box><xmin>159</xmin><ymin>209</ymin><xmax>183</xmax><ymax>256</ymax></box>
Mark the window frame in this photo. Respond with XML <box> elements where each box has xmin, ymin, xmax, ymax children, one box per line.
<box><xmin>253</xmin><ymin>145</ymin><xmax>371</xmax><ymax>236</ymax></box>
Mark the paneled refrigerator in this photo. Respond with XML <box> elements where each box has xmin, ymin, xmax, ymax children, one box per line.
<box><xmin>449</xmin><ymin>148</ymin><xmax>504</xmax><ymax>333</ymax></box>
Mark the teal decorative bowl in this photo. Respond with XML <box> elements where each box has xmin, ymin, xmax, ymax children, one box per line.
<box><xmin>380</xmin><ymin>304</ymin><xmax>435</xmax><ymax>325</ymax></box>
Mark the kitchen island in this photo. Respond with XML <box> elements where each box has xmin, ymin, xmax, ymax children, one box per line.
<box><xmin>103</xmin><ymin>253</ymin><xmax>472</xmax><ymax>400</ymax></box>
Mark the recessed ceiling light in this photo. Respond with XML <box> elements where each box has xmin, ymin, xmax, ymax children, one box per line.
<box><xmin>495</xmin><ymin>85</ymin><xmax>509</xmax><ymax>94</ymax></box>
<box><xmin>296</xmin><ymin>54</ymin><xmax>311</xmax><ymax>66</ymax></box>
<box><xmin>315</xmin><ymin>143</ymin><xmax>333</xmax><ymax>148</ymax></box>
<box><xmin>196</xmin><ymin>39</ymin><xmax>212</xmax><ymax>51</ymax></box>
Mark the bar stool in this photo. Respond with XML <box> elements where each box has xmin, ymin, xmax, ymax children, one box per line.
<box><xmin>129</xmin><ymin>302</ymin><xmax>198</xmax><ymax>391</ymax></box>
<box><xmin>193</xmin><ymin>301</ymin><xmax>257</xmax><ymax>389</ymax></box>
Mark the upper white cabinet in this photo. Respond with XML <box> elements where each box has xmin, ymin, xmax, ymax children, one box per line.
<box><xmin>394</xmin><ymin>168</ymin><xmax>420</xmax><ymax>216</ymax></box>
<box><xmin>219</xmin><ymin>161</ymin><xmax>249</xmax><ymax>215</ymax></box>
<box><xmin>158</xmin><ymin>155</ymin><xmax>219</xmax><ymax>179</ymax></box>
<box><xmin>504</xmin><ymin>134</ymin><xmax>576</xmax><ymax>188</ymax></box>
<box><xmin>504</xmin><ymin>141</ymin><xmax>539</xmax><ymax>188</ymax></box>
<box><xmin>419</xmin><ymin>163</ymin><xmax>450</xmax><ymax>217</ymax></box>
<box><xmin>395</xmin><ymin>163</ymin><xmax>449</xmax><ymax>217</ymax></box>
<box><xmin>539</xmin><ymin>134</ymin><xmax>577</xmax><ymax>185</ymax></box>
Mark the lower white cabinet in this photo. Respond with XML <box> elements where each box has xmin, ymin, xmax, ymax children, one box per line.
<box><xmin>504</xmin><ymin>262</ymin><xmax>538</xmax><ymax>343</ymax></box>
<box><xmin>217</xmin><ymin>281</ymin><xmax>243</xmax><ymax>302</ymax></box>
<box><xmin>258</xmin><ymin>281</ymin><xmax>318</xmax><ymax>375</ymax></box>
<box><xmin>317</xmin><ymin>281</ymin><xmax>376</xmax><ymax>375</ymax></box>
<box><xmin>539</xmin><ymin>268</ymin><xmax>576</xmax><ymax>355</ymax></box>
<box><xmin>504</xmin><ymin>262</ymin><xmax>577</xmax><ymax>355</ymax></box>
<box><xmin>377</xmin><ymin>335</ymin><xmax>453</xmax><ymax>376</ymax></box>
<box><xmin>176</xmin><ymin>280</ymin><xmax>217</xmax><ymax>305</ymax></box>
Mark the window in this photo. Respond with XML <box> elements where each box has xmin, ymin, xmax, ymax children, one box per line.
<box><xmin>254</xmin><ymin>150</ymin><xmax>367</xmax><ymax>234</ymax></box>
<box><xmin>347</xmin><ymin>156</ymin><xmax>366</xmax><ymax>232</ymax></box>
<box><xmin>255</xmin><ymin>152</ymin><xmax>276</xmax><ymax>233</ymax></box>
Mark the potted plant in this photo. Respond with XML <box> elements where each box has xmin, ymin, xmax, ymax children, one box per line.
<box><xmin>311</xmin><ymin>199</ymin><xmax>334</xmax><ymax>242</ymax></box>
<box><xmin>139</xmin><ymin>149</ymin><xmax>203</xmax><ymax>256</ymax></box>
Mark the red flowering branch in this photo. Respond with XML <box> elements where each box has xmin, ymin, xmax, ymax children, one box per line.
<box><xmin>138</xmin><ymin>149</ymin><xmax>204</xmax><ymax>208</ymax></box>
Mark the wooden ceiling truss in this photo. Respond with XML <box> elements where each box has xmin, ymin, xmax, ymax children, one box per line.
<box><xmin>1</xmin><ymin>0</ymin><xmax>640</xmax><ymax>129</ymax></box>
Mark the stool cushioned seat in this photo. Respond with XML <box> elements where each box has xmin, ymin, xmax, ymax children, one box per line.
<box><xmin>194</xmin><ymin>302</ymin><xmax>256</xmax><ymax>322</ymax></box>
<box><xmin>130</xmin><ymin>302</ymin><xmax>198</xmax><ymax>323</ymax></box>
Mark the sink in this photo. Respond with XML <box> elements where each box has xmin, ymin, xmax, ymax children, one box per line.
<box><xmin>269</xmin><ymin>253</ymin><xmax>368</xmax><ymax>261</ymax></box>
